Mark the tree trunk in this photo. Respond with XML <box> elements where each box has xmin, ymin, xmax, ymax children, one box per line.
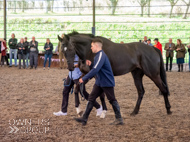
<box><xmin>111</xmin><ymin>1</ymin><xmax>118</xmax><ymax>15</ymax></box>
<box><xmin>51</xmin><ymin>0</ymin><xmax>54</xmax><ymax>12</ymax></box>
<box><xmin>141</xmin><ymin>6</ymin><xmax>144</xmax><ymax>17</ymax></box>
<box><xmin>148</xmin><ymin>0</ymin><xmax>150</xmax><ymax>17</ymax></box>
<box><xmin>22</xmin><ymin>0</ymin><xmax>25</xmax><ymax>13</ymax></box>
<box><xmin>14</xmin><ymin>0</ymin><xmax>16</xmax><ymax>13</ymax></box>
<box><xmin>183</xmin><ymin>5</ymin><xmax>190</xmax><ymax>19</ymax></box>
<box><xmin>169</xmin><ymin>5</ymin><xmax>174</xmax><ymax>18</ymax></box>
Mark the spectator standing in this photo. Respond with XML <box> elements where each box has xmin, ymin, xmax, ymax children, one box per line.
<box><xmin>175</xmin><ymin>39</ymin><xmax>186</xmax><ymax>72</ymax></box>
<box><xmin>8</xmin><ymin>33</ymin><xmax>17</xmax><ymax>67</ymax></box>
<box><xmin>154</xmin><ymin>38</ymin><xmax>162</xmax><ymax>54</ymax></box>
<box><xmin>187</xmin><ymin>44</ymin><xmax>190</xmax><ymax>72</ymax></box>
<box><xmin>58</xmin><ymin>34</ymin><xmax>67</xmax><ymax>69</ymax></box>
<box><xmin>0</xmin><ymin>38</ymin><xmax>5</xmax><ymax>65</ymax></box>
<box><xmin>164</xmin><ymin>38</ymin><xmax>175</xmax><ymax>71</ymax></box>
<box><xmin>43</xmin><ymin>38</ymin><xmax>53</xmax><ymax>69</ymax></box>
<box><xmin>1</xmin><ymin>38</ymin><xmax>8</xmax><ymax>67</ymax></box>
<box><xmin>17</xmin><ymin>38</ymin><xmax>27</xmax><ymax>69</ymax></box>
<box><xmin>24</xmin><ymin>37</ymin><xmax>30</xmax><ymax>68</ymax></box>
<box><xmin>29</xmin><ymin>36</ymin><xmax>38</xmax><ymax>69</ymax></box>
<box><xmin>147</xmin><ymin>39</ymin><xmax>153</xmax><ymax>46</ymax></box>
<box><xmin>142</xmin><ymin>36</ymin><xmax>148</xmax><ymax>44</ymax></box>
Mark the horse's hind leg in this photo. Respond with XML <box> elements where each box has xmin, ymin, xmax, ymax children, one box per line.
<box><xmin>99</xmin><ymin>93</ymin><xmax>107</xmax><ymax>118</ymax></box>
<box><xmin>100</xmin><ymin>93</ymin><xmax>107</xmax><ymax>111</ymax></box>
<box><xmin>131</xmin><ymin>68</ymin><xmax>145</xmax><ymax>116</ymax></box>
<box><xmin>151</xmin><ymin>76</ymin><xmax>172</xmax><ymax>115</ymax></box>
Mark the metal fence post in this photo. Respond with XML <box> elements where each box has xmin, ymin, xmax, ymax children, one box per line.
<box><xmin>4</xmin><ymin>0</ymin><xmax>6</xmax><ymax>39</ymax></box>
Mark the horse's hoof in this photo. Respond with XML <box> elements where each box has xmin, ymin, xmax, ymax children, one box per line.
<box><xmin>77</xmin><ymin>111</ymin><xmax>83</xmax><ymax>117</ymax></box>
<box><xmin>130</xmin><ymin>111</ymin><xmax>138</xmax><ymax>116</ymax></box>
<box><xmin>167</xmin><ymin>110</ymin><xmax>172</xmax><ymax>115</ymax></box>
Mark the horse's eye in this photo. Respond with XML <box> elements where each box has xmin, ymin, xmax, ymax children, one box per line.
<box><xmin>64</xmin><ymin>47</ymin><xmax>67</xmax><ymax>51</ymax></box>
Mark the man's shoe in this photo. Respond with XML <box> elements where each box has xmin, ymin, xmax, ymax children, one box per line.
<box><xmin>74</xmin><ymin>117</ymin><xmax>87</xmax><ymax>125</ymax></box>
<box><xmin>96</xmin><ymin>105</ymin><xmax>103</xmax><ymax>117</ymax></box>
<box><xmin>53</xmin><ymin>111</ymin><xmax>67</xmax><ymax>116</ymax></box>
<box><xmin>30</xmin><ymin>67</ymin><xmax>33</xmax><ymax>69</ymax></box>
<box><xmin>110</xmin><ymin>118</ymin><xmax>124</xmax><ymax>125</ymax></box>
<box><xmin>9</xmin><ymin>66</ymin><xmax>12</xmax><ymax>67</ymax></box>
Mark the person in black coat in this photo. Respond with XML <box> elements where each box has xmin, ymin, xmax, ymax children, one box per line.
<box><xmin>43</xmin><ymin>38</ymin><xmax>53</xmax><ymax>69</ymax></box>
<box><xmin>24</xmin><ymin>37</ymin><xmax>30</xmax><ymax>68</ymax></box>
<box><xmin>187</xmin><ymin>44</ymin><xmax>190</xmax><ymax>72</ymax></box>
<box><xmin>17</xmin><ymin>38</ymin><xmax>28</xmax><ymax>69</ymax></box>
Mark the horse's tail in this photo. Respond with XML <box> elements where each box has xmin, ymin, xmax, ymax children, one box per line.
<box><xmin>154</xmin><ymin>47</ymin><xmax>170</xmax><ymax>96</ymax></box>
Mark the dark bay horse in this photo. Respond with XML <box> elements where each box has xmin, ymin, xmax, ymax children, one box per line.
<box><xmin>58</xmin><ymin>32</ymin><xmax>172</xmax><ymax>115</ymax></box>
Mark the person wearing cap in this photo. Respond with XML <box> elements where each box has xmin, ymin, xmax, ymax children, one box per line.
<box><xmin>164</xmin><ymin>38</ymin><xmax>175</xmax><ymax>71</ymax></box>
<box><xmin>154</xmin><ymin>38</ymin><xmax>162</xmax><ymax>54</ymax></box>
<box><xmin>147</xmin><ymin>39</ymin><xmax>153</xmax><ymax>46</ymax></box>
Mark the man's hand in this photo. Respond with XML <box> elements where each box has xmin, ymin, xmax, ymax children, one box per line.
<box><xmin>79</xmin><ymin>78</ymin><xmax>83</xmax><ymax>83</ymax></box>
<box><xmin>74</xmin><ymin>64</ymin><xmax>78</xmax><ymax>68</ymax></box>
<box><xmin>19</xmin><ymin>48</ymin><xmax>21</xmax><ymax>49</ymax></box>
<box><xmin>86</xmin><ymin>60</ymin><xmax>91</xmax><ymax>66</ymax></box>
<box><xmin>23</xmin><ymin>48</ymin><xmax>25</xmax><ymax>50</ymax></box>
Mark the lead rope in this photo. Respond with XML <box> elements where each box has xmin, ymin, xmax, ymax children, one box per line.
<box><xmin>63</xmin><ymin>71</ymin><xmax>74</xmax><ymax>94</ymax></box>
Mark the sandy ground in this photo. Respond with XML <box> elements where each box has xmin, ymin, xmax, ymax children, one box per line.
<box><xmin>0</xmin><ymin>66</ymin><xmax>190</xmax><ymax>142</ymax></box>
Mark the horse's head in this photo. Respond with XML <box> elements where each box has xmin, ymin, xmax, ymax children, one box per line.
<box><xmin>58</xmin><ymin>34</ymin><xmax>75</xmax><ymax>71</ymax></box>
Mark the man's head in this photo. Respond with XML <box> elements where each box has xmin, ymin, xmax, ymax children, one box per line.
<box><xmin>32</xmin><ymin>36</ymin><xmax>35</xmax><ymax>41</ymax></box>
<box><xmin>147</xmin><ymin>39</ymin><xmax>151</xmax><ymax>44</ymax></box>
<box><xmin>91</xmin><ymin>38</ymin><xmax>103</xmax><ymax>53</ymax></box>
<box><xmin>11</xmin><ymin>33</ymin><xmax>15</xmax><ymax>39</ymax></box>
<box><xmin>154</xmin><ymin>38</ymin><xmax>158</xmax><ymax>44</ymax></box>
<box><xmin>24</xmin><ymin>37</ymin><xmax>27</xmax><ymax>42</ymax></box>
<box><xmin>20</xmin><ymin>38</ymin><xmax>24</xmax><ymax>43</ymax></box>
<box><xmin>46</xmin><ymin>38</ymin><xmax>50</xmax><ymax>44</ymax></box>
<box><xmin>144</xmin><ymin>36</ymin><xmax>147</xmax><ymax>41</ymax></box>
<box><xmin>169</xmin><ymin>38</ymin><xmax>172</xmax><ymax>43</ymax></box>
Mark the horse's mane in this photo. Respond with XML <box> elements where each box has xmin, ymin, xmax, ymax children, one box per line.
<box><xmin>67</xmin><ymin>30</ymin><xmax>95</xmax><ymax>38</ymax></box>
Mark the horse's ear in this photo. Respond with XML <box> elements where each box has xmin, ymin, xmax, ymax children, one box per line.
<box><xmin>64</xmin><ymin>34</ymin><xmax>70</xmax><ymax>41</ymax></box>
<box><xmin>57</xmin><ymin>35</ymin><xmax>63</xmax><ymax>42</ymax></box>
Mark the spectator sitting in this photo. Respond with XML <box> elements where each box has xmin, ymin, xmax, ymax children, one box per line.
<box><xmin>154</xmin><ymin>38</ymin><xmax>162</xmax><ymax>54</ymax></box>
<box><xmin>17</xmin><ymin>38</ymin><xmax>27</xmax><ymax>69</ymax></box>
<box><xmin>147</xmin><ymin>39</ymin><xmax>153</xmax><ymax>46</ymax></box>
<box><xmin>43</xmin><ymin>38</ymin><xmax>53</xmax><ymax>70</ymax></box>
